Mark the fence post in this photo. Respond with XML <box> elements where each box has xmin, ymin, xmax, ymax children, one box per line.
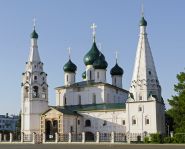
<box><xmin>4</xmin><ymin>134</ymin><xmax>7</xmax><ymax>141</ymax></box>
<box><xmin>127</xmin><ymin>133</ymin><xmax>130</xmax><ymax>144</ymax></box>
<box><xmin>0</xmin><ymin>133</ymin><xmax>2</xmax><ymax>142</ymax></box>
<box><xmin>10</xmin><ymin>133</ymin><xmax>13</xmax><ymax>142</ymax></box>
<box><xmin>96</xmin><ymin>132</ymin><xmax>99</xmax><ymax>143</ymax></box>
<box><xmin>21</xmin><ymin>132</ymin><xmax>24</xmax><ymax>143</ymax></box>
<box><xmin>111</xmin><ymin>132</ymin><xmax>114</xmax><ymax>143</ymax></box>
<box><xmin>55</xmin><ymin>133</ymin><xmax>58</xmax><ymax>143</ymax></box>
<box><xmin>68</xmin><ymin>132</ymin><xmax>71</xmax><ymax>143</ymax></box>
<box><xmin>82</xmin><ymin>132</ymin><xmax>85</xmax><ymax>143</ymax></box>
<box><xmin>32</xmin><ymin>132</ymin><xmax>36</xmax><ymax>144</ymax></box>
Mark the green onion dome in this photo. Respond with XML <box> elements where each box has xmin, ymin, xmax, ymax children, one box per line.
<box><xmin>93</xmin><ymin>55</ymin><xmax>108</xmax><ymax>69</ymax></box>
<box><xmin>140</xmin><ymin>16</ymin><xmax>147</xmax><ymax>26</ymax></box>
<box><xmin>83</xmin><ymin>42</ymin><xmax>101</xmax><ymax>65</ymax></box>
<box><xmin>31</xmin><ymin>29</ymin><xmax>38</xmax><ymax>39</ymax></box>
<box><xmin>110</xmin><ymin>62</ymin><xmax>124</xmax><ymax>75</ymax></box>
<box><xmin>82</xmin><ymin>71</ymin><xmax>86</xmax><ymax>79</ymax></box>
<box><xmin>63</xmin><ymin>59</ymin><xmax>77</xmax><ymax>73</ymax></box>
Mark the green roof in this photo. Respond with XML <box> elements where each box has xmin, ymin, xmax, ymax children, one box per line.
<box><xmin>93</xmin><ymin>54</ymin><xmax>108</xmax><ymax>69</ymax></box>
<box><xmin>83</xmin><ymin>42</ymin><xmax>105</xmax><ymax>66</ymax></box>
<box><xmin>110</xmin><ymin>62</ymin><xmax>124</xmax><ymax>75</ymax></box>
<box><xmin>51</xmin><ymin>106</ymin><xmax>81</xmax><ymax>116</ymax></box>
<box><xmin>55</xmin><ymin>80</ymin><xmax>129</xmax><ymax>93</ymax></box>
<box><xmin>63</xmin><ymin>59</ymin><xmax>77</xmax><ymax>73</ymax></box>
<box><xmin>140</xmin><ymin>16</ymin><xmax>147</xmax><ymax>26</ymax></box>
<box><xmin>57</xmin><ymin>103</ymin><xmax>126</xmax><ymax>112</ymax></box>
<box><xmin>31</xmin><ymin>29</ymin><xmax>38</xmax><ymax>39</ymax></box>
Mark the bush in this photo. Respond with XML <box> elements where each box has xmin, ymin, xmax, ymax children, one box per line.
<box><xmin>174</xmin><ymin>133</ymin><xmax>185</xmax><ymax>143</ymax></box>
<box><xmin>150</xmin><ymin>133</ymin><xmax>163</xmax><ymax>143</ymax></box>
<box><xmin>144</xmin><ymin>136</ymin><xmax>150</xmax><ymax>143</ymax></box>
<box><xmin>163</xmin><ymin>137</ymin><xmax>171</xmax><ymax>143</ymax></box>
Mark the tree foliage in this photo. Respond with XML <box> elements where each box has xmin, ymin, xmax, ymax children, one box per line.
<box><xmin>168</xmin><ymin>71</ymin><xmax>185</xmax><ymax>132</ymax></box>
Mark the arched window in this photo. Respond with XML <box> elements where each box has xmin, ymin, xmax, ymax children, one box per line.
<box><xmin>138</xmin><ymin>105</ymin><xmax>143</xmax><ymax>112</ymax></box>
<box><xmin>132</xmin><ymin>116</ymin><xmax>136</xmax><ymax>125</ymax></box>
<box><xmin>92</xmin><ymin>94</ymin><xmax>96</xmax><ymax>104</ymax></box>
<box><xmin>64</xmin><ymin>95</ymin><xmax>67</xmax><ymax>105</ymax></box>
<box><xmin>78</xmin><ymin>95</ymin><xmax>81</xmax><ymax>105</ymax></box>
<box><xmin>33</xmin><ymin>86</ymin><xmax>39</xmax><ymax>98</ymax></box>
<box><xmin>34</xmin><ymin>76</ymin><xmax>37</xmax><ymax>80</ymax></box>
<box><xmin>97</xmin><ymin>72</ymin><xmax>99</xmax><ymax>80</ymax></box>
<box><xmin>114</xmin><ymin>77</ymin><xmax>116</xmax><ymax>85</ymax></box>
<box><xmin>85</xmin><ymin>119</ymin><xmax>91</xmax><ymax>127</ymax></box>
<box><xmin>66</xmin><ymin>75</ymin><xmax>68</xmax><ymax>82</ymax></box>
<box><xmin>145</xmin><ymin>116</ymin><xmax>150</xmax><ymax>125</ymax></box>
<box><xmin>90</xmin><ymin>70</ymin><xmax>92</xmax><ymax>80</ymax></box>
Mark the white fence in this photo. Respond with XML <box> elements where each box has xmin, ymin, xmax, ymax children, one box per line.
<box><xmin>0</xmin><ymin>132</ymin><xmax>145</xmax><ymax>144</ymax></box>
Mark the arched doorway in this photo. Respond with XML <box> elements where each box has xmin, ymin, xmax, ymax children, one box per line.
<box><xmin>85</xmin><ymin>132</ymin><xmax>94</xmax><ymax>141</ymax></box>
<box><xmin>45</xmin><ymin>120</ymin><xmax>58</xmax><ymax>141</ymax></box>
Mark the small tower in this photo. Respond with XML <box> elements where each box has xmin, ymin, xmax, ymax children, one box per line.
<box><xmin>93</xmin><ymin>53</ymin><xmax>108</xmax><ymax>83</ymax></box>
<box><xmin>21</xmin><ymin>23</ymin><xmax>48</xmax><ymax>136</ymax></box>
<box><xmin>110</xmin><ymin>53</ymin><xmax>124</xmax><ymax>88</ymax></box>
<box><xmin>84</xmin><ymin>23</ymin><xmax>100</xmax><ymax>81</ymax></box>
<box><xmin>63</xmin><ymin>48</ymin><xmax>77</xmax><ymax>86</ymax></box>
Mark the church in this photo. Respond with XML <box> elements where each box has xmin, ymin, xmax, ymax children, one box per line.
<box><xmin>21</xmin><ymin>14</ymin><xmax>165</xmax><ymax>142</ymax></box>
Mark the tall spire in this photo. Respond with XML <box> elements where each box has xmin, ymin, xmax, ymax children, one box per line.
<box><xmin>28</xmin><ymin>18</ymin><xmax>40</xmax><ymax>62</ymax></box>
<box><xmin>91</xmin><ymin>23</ymin><xmax>97</xmax><ymax>42</ymax></box>
<box><xmin>129</xmin><ymin>14</ymin><xmax>161</xmax><ymax>102</ymax></box>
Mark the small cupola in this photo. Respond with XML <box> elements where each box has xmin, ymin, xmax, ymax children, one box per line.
<box><xmin>140</xmin><ymin>16</ymin><xmax>147</xmax><ymax>26</ymax></box>
<box><xmin>63</xmin><ymin>59</ymin><xmax>77</xmax><ymax>73</ymax></box>
<box><xmin>82</xmin><ymin>71</ymin><xmax>86</xmax><ymax>80</ymax></box>
<box><xmin>110</xmin><ymin>62</ymin><xmax>124</xmax><ymax>76</ymax></box>
<box><xmin>31</xmin><ymin>29</ymin><xmax>38</xmax><ymax>39</ymax></box>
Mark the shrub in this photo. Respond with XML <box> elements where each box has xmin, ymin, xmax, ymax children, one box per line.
<box><xmin>144</xmin><ymin>136</ymin><xmax>150</xmax><ymax>143</ymax></box>
<box><xmin>150</xmin><ymin>133</ymin><xmax>163</xmax><ymax>143</ymax></box>
<box><xmin>174</xmin><ymin>133</ymin><xmax>185</xmax><ymax>143</ymax></box>
<box><xmin>163</xmin><ymin>137</ymin><xmax>171</xmax><ymax>143</ymax></box>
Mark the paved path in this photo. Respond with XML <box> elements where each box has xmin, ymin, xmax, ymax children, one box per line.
<box><xmin>0</xmin><ymin>144</ymin><xmax>185</xmax><ymax>149</ymax></box>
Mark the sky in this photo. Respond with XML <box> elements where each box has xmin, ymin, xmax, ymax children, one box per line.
<box><xmin>0</xmin><ymin>0</ymin><xmax>184</xmax><ymax>114</ymax></box>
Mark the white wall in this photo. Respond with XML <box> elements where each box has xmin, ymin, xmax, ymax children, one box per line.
<box><xmin>64</xmin><ymin>72</ymin><xmax>75</xmax><ymax>86</ymax></box>
<box><xmin>94</xmin><ymin>69</ymin><xmax>106</xmax><ymax>83</ymax></box>
<box><xmin>56</xmin><ymin>85</ymin><xmax>128</xmax><ymax>106</ymax></box>
<box><xmin>79</xmin><ymin>110</ymin><xmax>127</xmax><ymax>134</ymax></box>
<box><xmin>126</xmin><ymin>100</ymin><xmax>161</xmax><ymax>134</ymax></box>
<box><xmin>112</xmin><ymin>75</ymin><xmax>122</xmax><ymax>88</ymax></box>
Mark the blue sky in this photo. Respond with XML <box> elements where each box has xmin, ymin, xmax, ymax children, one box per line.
<box><xmin>0</xmin><ymin>0</ymin><xmax>184</xmax><ymax>114</ymax></box>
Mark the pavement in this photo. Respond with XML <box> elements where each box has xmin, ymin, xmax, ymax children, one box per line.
<box><xmin>0</xmin><ymin>144</ymin><xmax>185</xmax><ymax>149</ymax></box>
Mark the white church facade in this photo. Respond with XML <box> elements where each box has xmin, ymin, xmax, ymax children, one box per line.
<box><xmin>21</xmin><ymin>15</ymin><xmax>165</xmax><ymax>142</ymax></box>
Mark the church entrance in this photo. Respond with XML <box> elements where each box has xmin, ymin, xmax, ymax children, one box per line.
<box><xmin>85</xmin><ymin>132</ymin><xmax>94</xmax><ymax>141</ymax></box>
<box><xmin>45</xmin><ymin>120</ymin><xmax>58</xmax><ymax>141</ymax></box>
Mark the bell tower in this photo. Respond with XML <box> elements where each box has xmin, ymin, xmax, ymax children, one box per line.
<box><xmin>21</xmin><ymin>22</ymin><xmax>48</xmax><ymax>135</ymax></box>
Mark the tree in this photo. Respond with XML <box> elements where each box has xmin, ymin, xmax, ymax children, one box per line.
<box><xmin>168</xmin><ymin>71</ymin><xmax>185</xmax><ymax>132</ymax></box>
